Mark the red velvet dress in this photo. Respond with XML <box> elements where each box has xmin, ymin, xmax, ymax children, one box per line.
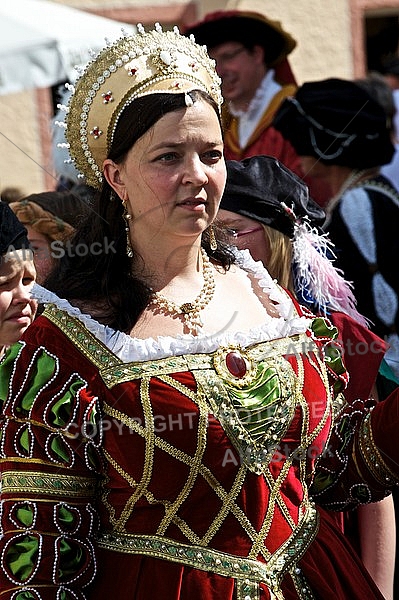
<box><xmin>0</xmin><ymin>270</ymin><xmax>395</xmax><ymax>600</ymax></box>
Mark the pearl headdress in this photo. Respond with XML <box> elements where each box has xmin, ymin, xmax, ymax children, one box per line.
<box><xmin>62</xmin><ymin>23</ymin><xmax>222</xmax><ymax>189</ymax></box>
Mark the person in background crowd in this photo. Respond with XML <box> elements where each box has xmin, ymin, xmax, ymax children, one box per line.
<box><xmin>0</xmin><ymin>201</ymin><xmax>36</xmax><ymax>357</ymax></box>
<box><xmin>2</xmin><ymin>23</ymin><xmax>399</xmax><ymax>600</ymax></box>
<box><xmin>184</xmin><ymin>9</ymin><xmax>297</xmax><ymax>167</ymax></box>
<box><xmin>355</xmin><ymin>71</ymin><xmax>396</xmax><ymax>138</ymax></box>
<box><xmin>378</xmin><ymin>54</ymin><xmax>399</xmax><ymax>192</ymax></box>
<box><xmin>0</xmin><ymin>186</ymin><xmax>24</xmax><ymax>204</ymax></box>
<box><xmin>184</xmin><ymin>7</ymin><xmax>330</xmax><ymax>206</ymax></box>
<box><xmin>273</xmin><ymin>77</ymin><xmax>399</xmax><ymax>380</ymax></box>
<box><xmin>217</xmin><ymin>155</ymin><xmax>396</xmax><ymax>600</ymax></box>
<box><xmin>353</xmin><ymin>67</ymin><xmax>399</xmax><ymax>599</ymax></box>
<box><xmin>10</xmin><ymin>191</ymin><xmax>91</xmax><ymax>284</ymax></box>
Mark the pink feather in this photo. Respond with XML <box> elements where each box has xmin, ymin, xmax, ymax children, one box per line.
<box><xmin>292</xmin><ymin>219</ymin><xmax>369</xmax><ymax>327</ymax></box>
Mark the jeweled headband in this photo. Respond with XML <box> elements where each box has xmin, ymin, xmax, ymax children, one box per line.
<box><xmin>63</xmin><ymin>23</ymin><xmax>222</xmax><ymax>189</ymax></box>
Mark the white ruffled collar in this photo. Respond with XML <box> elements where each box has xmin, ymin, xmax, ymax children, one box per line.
<box><xmin>229</xmin><ymin>69</ymin><xmax>280</xmax><ymax>119</ymax></box>
<box><xmin>33</xmin><ymin>250</ymin><xmax>311</xmax><ymax>363</ymax></box>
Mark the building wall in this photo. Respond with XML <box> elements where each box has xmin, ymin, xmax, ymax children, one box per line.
<box><xmin>1</xmin><ymin>0</ymin><xmax>399</xmax><ymax>195</ymax></box>
<box><xmin>0</xmin><ymin>88</ymin><xmax>52</xmax><ymax>197</ymax></box>
<box><xmin>225</xmin><ymin>0</ymin><xmax>353</xmax><ymax>83</ymax></box>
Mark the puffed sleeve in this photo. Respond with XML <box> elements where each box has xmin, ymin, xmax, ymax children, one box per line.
<box><xmin>308</xmin><ymin>324</ymin><xmax>399</xmax><ymax>510</ymax></box>
<box><xmin>310</xmin><ymin>396</ymin><xmax>394</xmax><ymax>511</ymax></box>
<box><xmin>0</xmin><ymin>319</ymin><xmax>103</xmax><ymax>599</ymax></box>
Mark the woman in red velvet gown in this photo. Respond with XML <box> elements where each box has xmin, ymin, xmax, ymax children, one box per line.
<box><xmin>0</xmin><ymin>24</ymin><xmax>397</xmax><ymax>600</ymax></box>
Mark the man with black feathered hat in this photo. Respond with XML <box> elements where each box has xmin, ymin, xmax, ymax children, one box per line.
<box><xmin>273</xmin><ymin>77</ymin><xmax>399</xmax><ymax>382</ymax></box>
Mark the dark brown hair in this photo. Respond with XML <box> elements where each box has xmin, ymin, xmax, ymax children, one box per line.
<box><xmin>45</xmin><ymin>90</ymin><xmax>235</xmax><ymax>332</ymax></box>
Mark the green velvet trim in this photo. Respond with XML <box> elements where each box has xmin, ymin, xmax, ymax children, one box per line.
<box><xmin>57</xmin><ymin>505</ymin><xmax>77</xmax><ymax>531</ymax></box>
<box><xmin>351</xmin><ymin>484</ymin><xmax>370</xmax><ymax>502</ymax></box>
<box><xmin>16</xmin><ymin>350</ymin><xmax>56</xmax><ymax>414</ymax></box>
<box><xmin>15</xmin><ymin>504</ymin><xmax>34</xmax><ymax>528</ymax></box>
<box><xmin>50</xmin><ymin>436</ymin><xmax>71</xmax><ymax>463</ymax></box>
<box><xmin>59</xmin><ymin>591</ymin><xmax>73</xmax><ymax>600</ymax></box>
<box><xmin>228</xmin><ymin>363</ymin><xmax>283</xmax><ymax>443</ymax></box>
<box><xmin>310</xmin><ymin>470</ymin><xmax>335</xmax><ymax>493</ymax></box>
<box><xmin>311</xmin><ymin>316</ymin><xmax>338</xmax><ymax>341</ymax></box>
<box><xmin>58</xmin><ymin>537</ymin><xmax>85</xmax><ymax>581</ymax></box>
<box><xmin>311</xmin><ymin>317</ymin><xmax>346</xmax><ymax>392</ymax></box>
<box><xmin>311</xmin><ymin>413</ymin><xmax>354</xmax><ymax>494</ymax></box>
<box><xmin>18</xmin><ymin>426</ymin><xmax>31</xmax><ymax>455</ymax></box>
<box><xmin>49</xmin><ymin>379</ymin><xmax>84</xmax><ymax>427</ymax></box>
<box><xmin>0</xmin><ymin>342</ymin><xmax>23</xmax><ymax>408</ymax></box>
<box><xmin>14</xmin><ymin>592</ymin><xmax>36</xmax><ymax>600</ymax></box>
<box><xmin>5</xmin><ymin>534</ymin><xmax>38</xmax><ymax>581</ymax></box>
<box><xmin>86</xmin><ymin>443</ymin><xmax>101</xmax><ymax>470</ymax></box>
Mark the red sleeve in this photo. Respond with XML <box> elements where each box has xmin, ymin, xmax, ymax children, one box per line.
<box><xmin>0</xmin><ymin>316</ymin><xmax>103</xmax><ymax>598</ymax></box>
<box><xmin>304</xmin><ymin>311</ymin><xmax>395</xmax><ymax>510</ymax></box>
<box><xmin>369</xmin><ymin>387</ymin><xmax>399</xmax><ymax>475</ymax></box>
<box><xmin>328</xmin><ymin>311</ymin><xmax>387</xmax><ymax>403</ymax></box>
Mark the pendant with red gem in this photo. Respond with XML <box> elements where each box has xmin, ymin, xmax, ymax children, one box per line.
<box><xmin>225</xmin><ymin>351</ymin><xmax>247</xmax><ymax>378</ymax></box>
<box><xmin>213</xmin><ymin>346</ymin><xmax>255</xmax><ymax>387</ymax></box>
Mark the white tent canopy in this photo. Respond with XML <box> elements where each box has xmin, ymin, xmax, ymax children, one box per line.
<box><xmin>0</xmin><ymin>0</ymin><xmax>135</xmax><ymax>95</ymax></box>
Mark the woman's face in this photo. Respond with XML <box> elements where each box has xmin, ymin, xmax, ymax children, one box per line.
<box><xmin>26</xmin><ymin>226</ymin><xmax>54</xmax><ymax>285</ymax></box>
<box><xmin>0</xmin><ymin>249</ymin><xmax>36</xmax><ymax>350</ymax></box>
<box><xmin>217</xmin><ymin>209</ymin><xmax>270</xmax><ymax>265</ymax></box>
<box><xmin>105</xmin><ymin>99</ymin><xmax>226</xmax><ymax>248</ymax></box>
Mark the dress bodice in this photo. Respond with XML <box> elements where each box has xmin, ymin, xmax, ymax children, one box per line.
<box><xmin>0</xmin><ymin>258</ymin><xmax>393</xmax><ymax>600</ymax></box>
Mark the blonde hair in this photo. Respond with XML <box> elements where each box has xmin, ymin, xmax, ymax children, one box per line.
<box><xmin>9</xmin><ymin>199</ymin><xmax>75</xmax><ymax>244</ymax></box>
<box><xmin>262</xmin><ymin>224</ymin><xmax>294</xmax><ymax>293</ymax></box>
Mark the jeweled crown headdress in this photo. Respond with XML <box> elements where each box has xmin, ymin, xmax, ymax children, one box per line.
<box><xmin>61</xmin><ymin>23</ymin><xmax>222</xmax><ymax>189</ymax></box>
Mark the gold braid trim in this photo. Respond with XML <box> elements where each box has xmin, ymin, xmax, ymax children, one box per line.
<box><xmin>358</xmin><ymin>412</ymin><xmax>399</xmax><ymax>487</ymax></box>
<box><xmin>1</xmin><ymin>470</ymin><xmax>97</xmax><ymax>497</ymax></box>
<box><xmin>97</xmin><ymin>503</ymin><xmax>318</xmax><ymax>600</ymax></box>
<box><xmin>42</xmin><ymin>305</ymin><xmax>312</xmax><ymax>388</ymax></box>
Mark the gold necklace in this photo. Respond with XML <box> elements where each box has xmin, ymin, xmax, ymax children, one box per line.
<box><xmin>150</xmin><ymin>248</ymin><xmax>215</xmax><ymax>335</ymax></box>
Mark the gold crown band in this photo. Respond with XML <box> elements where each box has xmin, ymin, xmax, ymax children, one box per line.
<box><xmin>65</xmin><ymin>23</ymin><xmax>222</xmax><ymax>189</ymax></box>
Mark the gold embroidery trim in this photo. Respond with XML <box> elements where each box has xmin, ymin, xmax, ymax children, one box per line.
<box><xmin>236</xmin><ymin>578</ymin><xmax>261</xmax><ymax>600</ymax></box>
<box><xmin>97</xmin><ymin>502</ymin><xmax>318</xmax><ymax>598</ymax></box>
<box><xmin>1</xmin><ymin>470</ymin><xmax>97</xmax><ymax>497</ymax></box>
<box><xmin>43</xmin><ymin>305</ymin><xmax>314</xmax><ymax>387</ymax></box>
<box><xmin>102</xmin><ymin>397</ymin><xmax>258</xmax><ymax>549</ymax></box>
<box><xmin>43</xmin><ymin>304</ymin><xmax>120</xmax><ymax>370</ymax></box>
<box><xmin>358</xmin><ymin>411</ymin><xmax>399</xmax><ymax>487</ymax></box>
<box><xmin>289</xmin><ymin>566</ymin><xmax>317</xmax><ymax>600</ymax></box>
<box><xmin>100</xmin><ymin>335</ymin><xmax>313</xmax><ymax>387</ymax></box>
